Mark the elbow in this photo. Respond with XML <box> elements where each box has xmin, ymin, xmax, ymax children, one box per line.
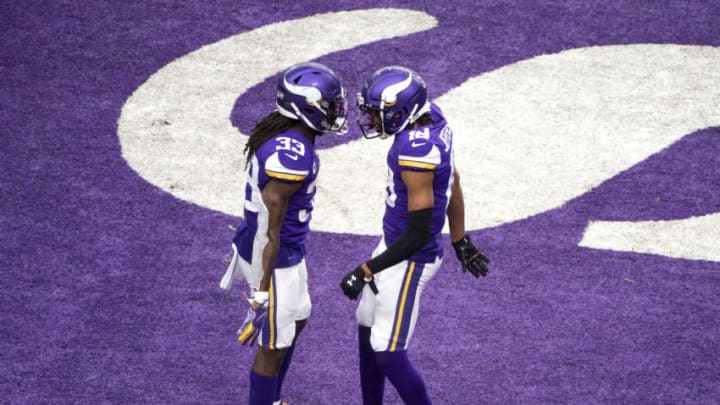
<box><xmin>266</xmin><ymin>229</ymin><xmax>281</xmax><ymax>245</ymax></box>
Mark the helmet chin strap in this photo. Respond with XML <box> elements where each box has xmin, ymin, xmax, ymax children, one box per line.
<box><xmin>404</xmin><ymin>103</ymin><xmax>420</xmax><ymax>129</ymax></box>
<box><xmin>336</xmin><ymin>123</ymin><xmax>349</xmax><ymax>135</ymax></box>
<box><xmin>335</xmin><ymin>117</ymin><xmax>349</xmax><ymax>135</ymax></box>
<box><xmin>413</xmin><ymin>101</ymin><xmax>431</xmax><ymax>122</ymax></box>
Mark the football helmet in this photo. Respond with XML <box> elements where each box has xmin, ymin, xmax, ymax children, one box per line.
<box><xmin>276</xmin><ymin>62</ymin><xmax>348</xmax><ymax>134</ymax></box>
<box><xmin>357</xmin><ymin>66</ymin><xmax>430</xmax><ymax>139</ymax></box>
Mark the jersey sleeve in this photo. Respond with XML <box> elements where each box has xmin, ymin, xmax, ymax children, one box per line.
<box><xmin>396</xmin><ymin>138</ymin><xmax>442</xmax><ymax>171</ymax></box>
<box><xmin>264</xmin><ymin>150</ymin><xmax>312</xmax><ymax>182</ymax></box>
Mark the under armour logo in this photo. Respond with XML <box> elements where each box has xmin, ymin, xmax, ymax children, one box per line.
<box><xmin>346</xmin><ymin>275</ymin><xmax>357</xmax><ymax>286</ymax></box>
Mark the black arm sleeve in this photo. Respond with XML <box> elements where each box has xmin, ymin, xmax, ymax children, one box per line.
<box><xmin>365</xmin><ymin>208</ymin><xmax>433</xmax><ymax>274</ymax></box>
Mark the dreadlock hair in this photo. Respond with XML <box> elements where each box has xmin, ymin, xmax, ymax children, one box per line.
<box><xmin>243</xmin><ymin>111</ymin><xmax>297</xmax><ymax>169</ymax></box>
<box><xmin>413</xmin><ymin>112</ymin><xmax>435</xmax><ymax>128</ymax></box>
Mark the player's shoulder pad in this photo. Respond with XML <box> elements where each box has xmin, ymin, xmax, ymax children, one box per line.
<box><xmin>264</xmin><ymin>131</ymin><xmax>314</xmax><ymax>182</ymax></box>
<box><xmin>395</xmin><ymin>127</ymin><xmax>442</xmax><ymax>171</ymax></box>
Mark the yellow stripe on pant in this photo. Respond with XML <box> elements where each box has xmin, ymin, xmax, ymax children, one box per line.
<box><xmin>268</xmin><ymin>274</ymin><xmax>276</xmax><ymax>349</ymax></box>
<box><xmin>390</xmin><ymin>262</ymin><xmax>416</xmax><ymax>352</ymax></box>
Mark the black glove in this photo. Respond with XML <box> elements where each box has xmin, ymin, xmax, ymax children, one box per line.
<box><xmin>452</xmin><ymin>235</ymin><xmax>490</xmax><ymax>277</ymax></box>
<box><xmin>340</xmin><ymin>266</ymin><xmax>368</xmax><ymax>300</ymax></box>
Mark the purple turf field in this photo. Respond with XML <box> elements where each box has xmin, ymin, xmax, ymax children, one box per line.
<box><xmin>2</xmin><ymin>1</ymin><xmax>719</xmax><ymax>403</ymax></box>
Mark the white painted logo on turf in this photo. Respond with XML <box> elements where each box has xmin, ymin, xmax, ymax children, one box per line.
<box><xmin>117</xmin><ymin>11</ymin><xmax>720</xmax><ymax>261</ymax></box>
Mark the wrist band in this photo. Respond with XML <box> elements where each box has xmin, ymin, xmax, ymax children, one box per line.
<box><xmin>253</xmin><ymin>291</ymin><xmax>269</xmax><ymax>304</ymax></box>
<box><xmin>453</xmin><ymin>234</ymin><xmax>470</xmax><ymax>248</ymax></box>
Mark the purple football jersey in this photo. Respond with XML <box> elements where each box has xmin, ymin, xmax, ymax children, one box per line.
<box><xmin>382</xmin><ymin>103</ymin><xmax>454</xmax><ymax>263</ymax></box>
<box><xmin>234</xmin><ymin>129</ymin><xmax>319</xmax><ymax>267</ymax></box>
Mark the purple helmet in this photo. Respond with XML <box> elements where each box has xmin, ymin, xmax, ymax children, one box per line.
<box><xmin>356</xmin><ymin>66</ymin><xmax>430</xmax><ymax>139</ymax></box>
<box><xmin>276</xmin><ymin>62</ymin><xmax>348</xmax><ymax>134</ymax></box>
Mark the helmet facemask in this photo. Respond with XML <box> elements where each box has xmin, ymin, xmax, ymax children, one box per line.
<box><xmin>356</xmin><ymin>101</ymin><xmax>416</xmax><ymax>140</ymax></box>
<box><xmin>356</xmin><ymin>100</ymin><xmax>386</xmax><ymax>139</ymax></box>
<box><xmin>317</xmin><ymin>87</ymin><xmax>348</xmax><ymax>134</ymax></box>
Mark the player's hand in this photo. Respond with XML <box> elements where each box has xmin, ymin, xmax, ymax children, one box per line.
<box><xmin>340</xmin><ymin>266</ymin><xmax>368</xmax><ymax>300</ymax></box>
<box><xmin>452</xmin><ymin>235</ymin><xmax>490</xmax><ymax>277</ymax></box>
<box><xmin>237</xmin><ymin>293</ymin><xmax>268</xmax><ymax>345</ymax></box>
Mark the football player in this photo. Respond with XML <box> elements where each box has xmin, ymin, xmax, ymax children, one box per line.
<box><xmin>340</xmin><ymin>66</ymin><xmax>490</xmax><ymax>405</ymax></box>
<box><xmin>223</xmin><ymin>62</ymin><xmax>347</xmax><ymax>405</ymax></box>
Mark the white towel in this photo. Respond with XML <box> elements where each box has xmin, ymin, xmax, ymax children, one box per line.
<box><xmin>219</xmin><ymin>243</ymin><xmax>244</xmax><ymax>290</ymax></box>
